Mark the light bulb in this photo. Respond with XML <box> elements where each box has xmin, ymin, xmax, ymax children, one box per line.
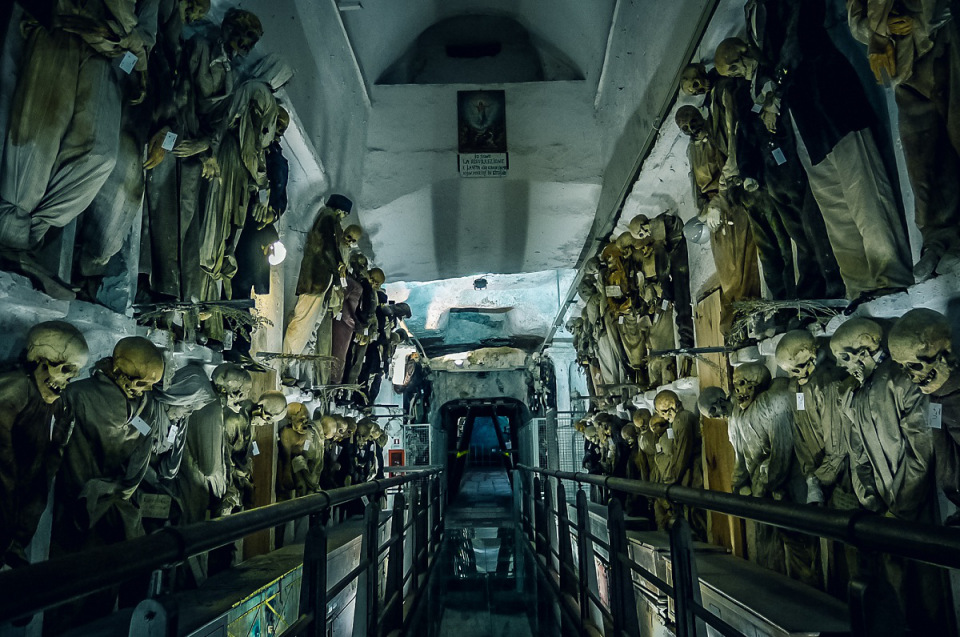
<box><xmin>268</xmin><ymin>241</ymin><xmax>287</xmax><ymax>266</ymax></box>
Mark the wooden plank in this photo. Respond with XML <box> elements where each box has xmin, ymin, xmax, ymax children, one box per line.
<box><xmin>693</xmin><ymin>290</ymin><xmax>746</xmax><ymax>557</ymax></box>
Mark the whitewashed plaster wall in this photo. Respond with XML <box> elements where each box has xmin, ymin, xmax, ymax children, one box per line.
<box><xmin>361</xmin><ymin>81</ymin><xmax>603</xmax><ymax>282</ymax></box>
<box><xmin>385</xmin><ymin>270</ymin><xmax>575</xmax><ymax>352</ymax></box>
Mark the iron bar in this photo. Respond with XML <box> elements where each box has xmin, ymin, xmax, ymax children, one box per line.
<box><xmin>519</xmin><ymin>466</ymin><xmax>960</xmax><ymax>570</ymax></box>
<box><xmin>0</xmin><ymin>470</ymin><xmax>439</xmax><ymax>623</ymax></box>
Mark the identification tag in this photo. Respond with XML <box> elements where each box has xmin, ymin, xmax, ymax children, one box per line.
<box><xmin>929</xmin><ymin>403</ymin><xmax>943</xmax><ymax>429</ymax></box>
<box><xmin>161</xmin><ymin>131</ymin><xmax>178</xmax><ymax>151</ymax></box>
<box><xmin>119</xmin><ymin>51</ymin><xmax>138</xmax><ymax>74</ymax></box>
<box><xmin>131</xmin><ymin>416</ymin><xmax>152</xmax><ymax>436</ymax></box>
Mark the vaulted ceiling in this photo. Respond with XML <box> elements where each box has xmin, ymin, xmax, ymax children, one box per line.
<box><xmin>229</xmin><ymin>0</ymin><xmax>720</xmax><ymax>354</ymax></box>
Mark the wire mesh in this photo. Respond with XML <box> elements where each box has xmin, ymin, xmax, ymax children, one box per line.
<box><xmin>405</xmin><ymin>424</ymin><xmax>431</xmax><ymax>466</ymax></box>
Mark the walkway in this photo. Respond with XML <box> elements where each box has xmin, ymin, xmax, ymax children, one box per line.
<box><xmin>410</xmin><ymin>467</ymin><xmax>537</xmax><ymax>637</ymax></box>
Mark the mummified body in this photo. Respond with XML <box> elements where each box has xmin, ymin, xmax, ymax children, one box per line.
<box><xmin>0</xmin><ymin>322</ymin><xmax>88</xmax><ymax>567</ymax></box>
<box><xmin>775</xmin><ymin>330</ymin><xmax>855</xmax><ymax>507</ymax></box>
<box><xmin>889</xmin><ymin>308</ymin><xmax>960</xmax><ymax>521</ymax></box>
<box><xmin>832</xmin><ymin>317</ymin><xmax>949</xmax><ymax>632</ymax></box>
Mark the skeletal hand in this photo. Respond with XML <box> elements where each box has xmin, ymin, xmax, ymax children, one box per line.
<box><xmin>761</xmin><ymin>109</ymin><xmax>778</xmax><ymax>133</ymax></box>
<box><xmin>252</xmin><ymin>201</ymin><xmax>270</xmax><ymax>224</ymax></box>
<box><xmin>202</xmin><ymin>156</ymin><xmax>221</xmax><ymax>181</ymax></box>
<box><xmin>869</xmin><ymin>39</ymin><xmax>897</xmax><ymax>83</ymax></box>
<box><xmin>704</xmin><ymin>203</ymin><xmax>722</xmax><ymax>231</ymax></box>
<box><xmin>887</xmin><ymin>15</ymin><xmax>913</xmax><ymax>36</ymax></box>
<box><xmin>144</xmin><ymin>128</ymin><xmax>171</xmax><ymax>169</ymax></box>
<box><xmin>172</xmin><ymin>138</ymin><xmax>210</xmax><ymax>158</ymax></box>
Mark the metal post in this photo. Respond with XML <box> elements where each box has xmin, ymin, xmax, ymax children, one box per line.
<box><xmin>669</xmin><ymin>516</ymin><xmax>706</xmax><ymax>637</ymax></box>
<box><xmin>607</xmin><ymin>497</ymin><xmax>640</xmax><ymax>637</ymax></box>
<box><xmin>574</xmin><ymin>489</ymin><xmax>598</xmax><ymax>628</ymax></box>
<box><xmin>429</xmin><ymin>475</ymin><xmax>441</xmax><ymax>550</ymax></box>
<box><xmin>416</xmin><ymin>480</ymin><xmax>429</xmax><ymax>577</ymax></box>
<box><xmin>556</xmin><ymin>481</ymin><xmax>577</xmax><ymax>599</ymax></box>
<box><xmin>555</xmin><ymin>480</ymin><xmax>580</xmax><ymax>637</ymax></box>
<box><xmin>522</xmin><ymin>471</ymin><xmax>533</xmax><ymax>536</ymax></box>
<box><xmin>848</xmin><ymin>554</ymin><xmax>907</xmax><ymax>637</ymax></box>
<box><xmin>544</xmin><ymin>477</ymin><xmax>558</xmax><ymax>575</ymax></box>
<box><xmin>533</xmin><ymin>476</ymin><xmax>546</xmax><ymax>558</ymax></box>
<box><xmin>353</xmin><ymin>499</ymin><xmax>380</xmax><ymax>637</ymax></box>
<box><xmin>383</xmin><ymin>492</ymin><xmax>406</xmax><ymax>632</ymax></box>
<box><xmin>298</xmin><ymin>517</ymin><xmax>329</xmax><ymax>637</ymax></box>
<box><xmin>408</xmin><ymin>482</ymin><xmax>421</xmax><ymax>590</ymax></box>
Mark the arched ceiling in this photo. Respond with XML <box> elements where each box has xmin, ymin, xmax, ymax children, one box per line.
<box><xmin>228</xmin><ymin>0</ymin><xmax>721</xmax><ymax>355</ymax></box>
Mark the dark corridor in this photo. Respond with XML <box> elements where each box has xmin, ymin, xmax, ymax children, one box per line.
<box><xmin>441</xmin><ymin>399</ymin><xmax>524</xmax><ymax>498</ymax></box>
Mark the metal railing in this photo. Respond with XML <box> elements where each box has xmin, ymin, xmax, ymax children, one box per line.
<box><xmin>0</xmin><ymin>467</ymin><xmax>444</xmax><ymax>637</ymax></box>
<box><xmin>516</xmin><ymin>465</ymin><xmax>960</xmax><ymax>637</ymax></box>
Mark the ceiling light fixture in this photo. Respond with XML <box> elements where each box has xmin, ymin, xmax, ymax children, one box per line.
<box><xmin>268</xmin><ymin>241</ymin><xmax>287</xmax><ymax>266</ymax></box>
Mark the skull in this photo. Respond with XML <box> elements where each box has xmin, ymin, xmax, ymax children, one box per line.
<box><xmin>615</xmin><ymin>231</ymin><xmax>636</xmax><ymax>258</ymax></box>
<box><xmin>638</xmin><ymin>239</ymin><xmax>655</xmax><ymax>260</ymax></box>
<box><xmin>654</xmin><ymin>390</ymin><xmax>681</xmax><ymax>424</ymax></box>
<box><xmin>830</xmin><ymin>318</ymin><xmax>884</xmax><ymax>384</ymax></box>
<box><xmin>732</xmin><ymin>363</ymin><xmax>771</xmax><ymax>410</ymax></box>
<box><xmin>276</xmin><ymin>106</ymin><xmax>290</xmax><ymax>137</ymax></box>
<box><xmin>179</xmin><ymin>0</ymin><xmax>210</xmax><ymax>24</ymax></box>
<box><xmin>632</xmin><ymin>408</ymin><xmax>652</xmax><ymax>432</ymax></box>
<box><xmin>320</xmin><ymin>415</ymin><xmax>339</xmax><ymax>440</ymax></box>
<box><xmin>675</xmin><ymin>106</ymin><xmax>707</xmax><ymax>140</ymax></box>
<box><xmin>600</xmin><ymin>243</ymin><xmax>622</xmax><ymax>268</ymax></box>
<box><xmin>715</xmin><ymin>38</ymin><xmax>759</xmax><ymax>81</ymax></box>
<box><xmin>584</xmin><ymin>425</ymin><xmax>598</xmax><ymax>444</ymax></box>
<box><xmin>775</xmin><ymin>330</ymin><xmax>819</xmax><ymax>385</ymax></box>
<box><xmin>357</xmin><ymin>418</ymin><xmax>374</xmax><ymax>441</ymax></box>
<box><xmin>577</xmin><ymin>278</ymin><xmax>596</xmax><ymax>300</ymax></box>
<box><xmin>25</xmin><ymin>321</ymin><xmax>89</xmax><ymax>404</ymax></box>
<box><xmin>351</xmin><ymin>252</ymin><xmax>368</xmax><ymax>274</ymax></box>
<box><xmin>697</xmin><ymin>386</ymin><xmax>732</xmax><ymax>418</ymax></box>
<box><xmin>621</xmin><ymin>424</ymin><xmax>638</xmax><ymax>447</ymax></box>
<box><xmin>628</xmin><ymin>215</ymin><xmax>651</xmax><ymax>241</ymax></box>
<box><xmin>222</xmin><ymin>9</ymin><xmax>263</xmax><ymax>58</ymax></box>
<box><xmin>335</xmin><ymin>415</ymin><xmax>349</xmax><ymax>438</ymax></box>
<box><xmin>344</xmin><ymin>224</ymin><xmax>363</xmax><ymax>247</ymax></box>
<box><xmin>112</xmin><ymin>337</ymin><xmax>164</xmax><ymax>401</ymax></box>
<box><xmin>369</xmin><ymin>268</ymin><xmax>385</xmax><ymax>290</ymax></box>
<box><xmin>251</xmin><ymin>391</ymin><xmax>288</xmax><ymax>428</ymax></box>
<box><xmin>584</xmin><ymin>257</ymin><xmax>601</xmax><ymax>277</ymax></box>
<box><xmin>680</xmin><ymin>63</ymin><xmax>712</xmax><ymax>96</ymax></box>
<box><xmin>211</xmin><ymin>363</ymin><xmax>253</xmax><ymax>413</ymax></box>
<box><xmin>649</xmin><ymin>415</ymin><xmax>669</xmax><ymax>438</ymax></box>
<box><xmin>889</xmin><ymin>309</ymin><xmax>954</xmax><ymax>394</ymax></box>
<box><xmin>287</xmin><ymin>403</ymin><xmax>310</xmax><ymax>433</ymax></box>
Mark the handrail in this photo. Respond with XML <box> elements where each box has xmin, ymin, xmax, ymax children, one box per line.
<box><xmin>518</xmin><ymin>465</ymin><xmax>960</xmax><ymax>571</ymax></box>
<box><xmin>0</xmin><ymin>468</ymin><xmax>440</xmax><ymax>623</ymax></box>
